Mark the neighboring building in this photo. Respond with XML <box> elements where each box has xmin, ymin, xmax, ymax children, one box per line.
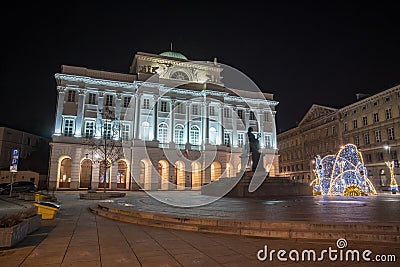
<box><xmin>277</xmin><ymin>85</ymin><xmax>400</xmax><ymax>189</ymax></box>
<box><xmin>0</xmin><ymin>170</ymin><xmax>39</xmax><ymax>186</ymax></box>
<box><xmin>48</xmin><ymin>51</ymin><xmax>279</xmax><ymax>190</ymax></box>
<box><xmin>0</xmin><ymin>127</ymin><xmax>50</xmax><ymax>175</ymax></box>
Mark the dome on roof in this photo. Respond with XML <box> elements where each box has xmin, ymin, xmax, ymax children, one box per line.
<box><xmin>159</xmin><ymin>51</ymin><xmax>188</xmax><ymax>60</ymax></box>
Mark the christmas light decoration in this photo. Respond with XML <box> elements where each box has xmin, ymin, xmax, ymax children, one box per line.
<box><xmin>385</xmin><ymin>161</ymin><xmax>399</xmax><ymax>192</ymax></box>
<box><xmin>310</xmin><ymin>144</ymin><xmax>377</xmax><ymax>196</ymax></box>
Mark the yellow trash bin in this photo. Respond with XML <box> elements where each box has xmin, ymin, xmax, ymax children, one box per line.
<box><xmin>34</xmin><ymin>193</ymin><xmax>41</xmax><ymax>202</ymax></box>
<box><xmin>34</xmin><ymin>202</ymin><xmax>60</xmax><ymax>220</ymax></box>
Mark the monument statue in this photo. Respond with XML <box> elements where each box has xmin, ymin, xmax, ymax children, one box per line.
<box><xmin>247</xmin><ymin>127</ymin><xmax>260</xmax><ymax>172</ymax></box>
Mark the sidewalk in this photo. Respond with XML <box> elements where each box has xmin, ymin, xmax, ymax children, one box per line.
<box><xmin>0</xmin><ymin>192</ymin><xmax>399</xmax><ymax>266</ymax></box>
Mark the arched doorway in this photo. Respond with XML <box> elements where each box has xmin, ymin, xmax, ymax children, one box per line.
<box><xmin>98</xmin><ymin>159</ymin><xmax>111</xmax><ymax>189</ymax></box>
<box><xmin>175</xmin><ymin>161</ymin><xmax>185</xmax><ymax>190</ymax></box>
<box><xmin>158</xmin><ymin>160</ymin><xmax>169</xmax><ymax>190</ymax></box>
<box><xmin>191</xmin><ymin>162</ymin><xmax>201</xmax><ymax>189</ymax></box>
<box><xmin>117</xmin><ymin>160</ymin><xmax>128</xmax><ymax>189</ymax></box>
<box><xmin>79</xmin><ymin>159</ymin><xmax>92</xmax><ymax>188</ymax></box>
<box><xmin>211</xmin><ymin>162</ymin><xmax>222</xmax><ymax>181</ymax></box>
<box><xmin>59</xmin><ymin>157</ymin><xmax>72</xmax><ymax>188</ymax></box>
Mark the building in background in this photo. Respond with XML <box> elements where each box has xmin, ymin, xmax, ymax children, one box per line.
<box><xmin>48</xmin><ymin>51</ymin><xmax>279</xmax><ymax>190</ymax></box>
<box><xmin>0</xmin><ymin>170</ymin><xmax>39</xmax><ymax>186</ymax></box>
<box><xmin>277</xmin><ymin>85</ymin><xmax>400</xmax><ymax>190</ymax></box>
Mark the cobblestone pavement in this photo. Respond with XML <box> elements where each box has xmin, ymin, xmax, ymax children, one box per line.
<box><xmin>0</xmin><ymin>192</ymin><xmax>399</xmax><ymax>266</ymax></box>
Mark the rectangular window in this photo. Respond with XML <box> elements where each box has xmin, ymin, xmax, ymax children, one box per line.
<box><xmin>84</xmin><ymin>121</ymin><xmax>95</xmax><ymax>138</ymax></box>
<box><xmin>143</xmin><ymin>98</ymin><xmax>150</xmax><ymax>109</ymax></box>
<box><xmin>209</xmin><ymin>106</ymin><xmax>215</xmax><ymax>116</ymax></box>
<box><xmin>237</xmin><ymin>109</ymin><xmax>243</xmax><ymax>119</ymax></box>
<box><xmin>362</xmin><ymin>116</ymin><xmax>368</xmax><ymax>126</ymax></box>
<box><xmin>353</xmin><ymin>119</ymin><xmax>358</xmax><ymax>129</ymax></box>
<box><xmin>224</xmin><ymin>131</ymin><xmax>230</xmax><ymax>146</ymax></box>
<box><xmin>176</xmin><ymin>102</ymin><xmax>184</xmax><ymax>114</ymax></box>
<box><xmin>123</xmin><ymin>96</ymin><xmax>131</xmax><ymax>108</ymax></box>
<box><xmin>224</xmin><ymin>107</ymin><xmax>231</xmax><ymax>118</ymax></box>
<box><xmin>388</xmin><ymin>127</ymin><xmax>395</xmax><ymax>140</ymax></box>
<box><xmin>249</xmin><ymin>111</ymin><xmax>256</xmax><ymax>120</ymax></box>
<box><xmin>265</xmin><ymin>135</ymin><xmax>271</xmax><ymax>148</ymax></box>
<box><xmin>377</xmin><ymin>152</ymin><xmax>384</xmax><ymax>161</ymax></box>
<box><xmin>325</xmin><ymin>128</ymin><xmax>328</xmax><ymax>136</ymax></box>
<box><xmin>391</xmin><ymin>150</ymin><xmax>398</xmax><ymax>160</ymax></box>
<box><xmin>103</xmin><ymin>121</ymin><xmax>112</xmax><ymax>139</ymax></box>
<box><xmin>375</xmin><ymin>130</ymin><xmax>381</xmax><ymax>143</ymax></box>
<box><xmin>63</xmin><ymin>119</ymin><xmax>74</xmax><ymax>136</ymax></box>
<box><xmin>332</xmin><ymin>126</ymin><xmax>336</xmax><ymax>135</ymax></box>
<box><xmin>365</xmin><ymin>154</ymin><xmax>372</xmax><ymax>163</ymax></box>
<box><xmin>122</xmin><ymin>124</ymin><xmax>130</xmax><ymax>140</ymax></box>
<box><xmin>364</xmin><ymin>133</ymin><xmax>370</xmax><ymax>145</ymax></box>
<box><xmin>88</xmin><ymin>93</ymin><xmax>96</xmax><ymax>104</ymax></box>
<box><xmin>373</xmin><ymin>112</ymin><xmax>379</xmax><ymax>123</ymax></box>
<box><xmin>344</xmin><ymin>122</ymin><xmax>348</xmax><ymax>132</ymax></box>
<box><xmin>105</xmin><ymin>95</ymin><xmax>113</xmax><ymax>106</ymax></box>
<box><xmin>238</xmin><ymin>133</ymin><xmax>244</xmax><ymax>147</ymax></box>
<box><xmin>385</xmin><ymin>108</ymin><xmax>392</xmax><ymax>120</ymax></box>
<box><xmin>354</xmin><ymin>135</ymin><xmax>359</xmax><ymax>146</ymax></box>
<box><xmin>192</xmin><ymin>104</ymin><xmax>199</xmax><ymax>115</ymax></box>
<box><xmin>160</xmin><ymin>101</ymin><xmax>168</xmax><ymax>112</ymax></box>
<box><xmin>67</xmin><ymin>90</ymin><xmax>76</xmax><ymax>102</ymax></box>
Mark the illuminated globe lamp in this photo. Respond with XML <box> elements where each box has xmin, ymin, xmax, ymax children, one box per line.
<box><xmin>311</xmin><ymin>144</ymin><xmax>377</xmax><ymax>196</ymax></box>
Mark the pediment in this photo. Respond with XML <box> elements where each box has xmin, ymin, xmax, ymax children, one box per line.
<box><xmin>298</xmin><ymin>104</ymin><xmax>338</xmax><ymax>126</ymax></box>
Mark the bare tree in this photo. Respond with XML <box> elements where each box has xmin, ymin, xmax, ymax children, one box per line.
<box><xmin>83</xmin><ymin>107</ymin><xmax>124</xmax><ymax>192</ymax></box>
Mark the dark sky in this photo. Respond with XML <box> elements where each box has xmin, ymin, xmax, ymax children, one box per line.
<box><xmin>1</xmin><ymin>1</ymin><xmax>399</xmax><ymax>138</ymax></box>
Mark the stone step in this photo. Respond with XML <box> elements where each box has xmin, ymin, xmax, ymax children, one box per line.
<box><xmin>90</xmin><ymin>203</ymin><xmax>400</xmax><ymax>244</ymax></box>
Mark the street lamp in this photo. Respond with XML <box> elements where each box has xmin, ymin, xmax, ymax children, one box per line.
<box><xmin>384</xmin><ymin>145</ymin><xmax>391</xmax><ymax>154</ymax></box>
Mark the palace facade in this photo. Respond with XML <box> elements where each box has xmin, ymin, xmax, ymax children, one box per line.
<box><xmin>48</xmin><ymin>51</ymin><xmax>279</xmax><ymax>190</ymax></box>
<box><xmin>278</xmin><ymin>85</ymin><xmax>400</xmax><ymax>189</ymax></box>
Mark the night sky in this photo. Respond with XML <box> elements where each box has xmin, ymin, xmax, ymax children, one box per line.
<box><xmin>1</xmin><ymin>1</ymin><xmax>399</xmax><ymax>138</ymax></box>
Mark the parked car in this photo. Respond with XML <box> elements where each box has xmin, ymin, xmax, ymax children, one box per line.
<box><xmin>0</xmin><ymin>181</ymin><xmax>38</xmax><ymax>195</ymax></box>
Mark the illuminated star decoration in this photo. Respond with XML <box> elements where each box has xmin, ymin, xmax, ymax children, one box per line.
<box><xmin>311</xmin><ymin>144</ymin><xmax>377</xmax><ymax>196</ymax></box>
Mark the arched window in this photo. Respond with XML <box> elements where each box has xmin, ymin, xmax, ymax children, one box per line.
<box><xmin>99</xmin><ymin>160</ymin><xmax>111</xmax><ymax>188</ymax></box>
<box><xmin>142</xmin><ymin>121</ymin><xmax>150</xmax><ymax>140</ymax></box>
<box><xmin>79</xmin><ymin>159</ymin><xmax>92</xmax><ymax>188</ymax></box>
<box><xmin>190</xmin><ymin>125</ymin><xmax>200</xmax><ymax>145</ymax></box>
<box><xmin>211</xmin><ymin>162</ymin><xmax>221</xmax><ymax>181</ymax></box>
<box><xmin>158</xmin><ymin>122</ymin><xmax>168</xmax><ymax>143</ymax></box>
<box><xmin>59</xmin><ymin>158</ymin><xmax>72</xmax><ymax>188</ymax></box>
<box><xmin>209</xmin><ymin>127</ymin><xmax>217</xmax><ymax>145</ymax></box>
<box><xmin>117</xmin><ymin>160</ymin><xmax>128</xmax><ymax>188</ymax></box>
<box><xmin>174</xmin><ymin>124</ymin><xmax>184</xmax><ymax>144</ymax></box>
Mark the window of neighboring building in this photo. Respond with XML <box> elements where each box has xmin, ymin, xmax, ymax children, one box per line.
<box><xmin>385</xmin><ymin>108</ymin><xmax>392</xmax><ymax>120</ymax></box>
<box><xmin>375</xmin><ymin>130</ymin><xmax>381</xmax><ymax>143</ymax></box>
<box><xmin>158</xmin><ymin>123</ymin><xmax>168</xmax><ymax>143</ymax></box>
<box><xmin>105</xmin><ymin>95</ymin><xmax>113</xmax><ymax>106</ymax></box>
<box><xmin>63</xmin><ymin>118</ymin><xmax>74</xmax><ymax>136</ymax></box>
<box><xmin>365</xmin><ymin>154</ymin><xmax>372</xmax><ymax>163</ymax></box>
<box><xmin>354</xmin><ymin>135</ymin><xmax>359</xmax><ymax>146</ymax></box>
<box><xmin>377</xmin><ymin>152</ymin><xmax>384</xmax><ymax>161</ymax></box>
<box><xmin>223</xmin><ymin>107</ymin><xmax>231</xmax><ymax>118</ymax></box>
<box><xmin>373</xmin><ymin>112</ymin><xmax>379</xmax><ymax>123</ymax></box>
<box><xmin>143</xmin><ymin>98</ymin><xmax>150</xmax><ymax>109</ymax></box>
<box><xmin>174</xmin><ymin>125</ymin><xmax>184</xmax><ymax>144</ymax></box>
<box><xmin>238</xmin><ymin>133</ymin><xmax>244</xmax><ymax>147</ymax></box>
<box><xmin>385</xmin><ymin>97</ymin><xmax>390</xmax><ymax>102</ymax></box>
<box><xmin>391</xmin><ymin>150</ymin><xmax>398</xmax><ymax>160</ymax></box>
<box><xmin>332</xmin><ymin>125</ymin><xmax>336</xmax><ymax>135</ymax></box>
<box><xmin>364</xmin><ymin>133</ymin><xmax>370</xmax><ymax>145</ymax></box>
<box><xmin>190</xmin><ymin>125</ymin><xmax>200</xmax><ymax>145</ymax></box>
<box><xmin>123</xmin><ymin>96</ymin><xmax>131</xmax><ymax>108</ymax></box>
<box><xmin>249</xmin><ymin>111</ymin><xmax>256</xmax><ymax>120</ymax></box>
<box><xmin>88</xmin><ymin>93</ymin><xmax>96</xmax><ymax>104</ymax></box>
<box><xmin>209</xmin><ymin>106</ymin><xmax>215</xmax><ymax>116</ymax></box>
<box><xmin>265</xmin><ymin>135</ymin><xmax>272</xmax><ymax>148</ymax></box>
<box><xmin>192</xmin><ymin>104</ymin><xmax>199</xmax><ymax>115</ymax></box>
<box><xmin>160</xmin><ymin>101</ymin><xmax>168</xmax><ymax>112</ymax></box>
<box><xmin>362</xmin><ymin>116</ymin><xmax>368</xmax><ymax>126</ymax></box>
<box><xmin>67</xmin><ymin>90</ymin><xmax>76</xmax><ymax>102</ymax></box>
<box><xmin>122</xmin><ymin>124</ymin><xmax>130</xmax><ymax>140</ymax></box>
<box><xmin>353</xmin><ymin>119</ymin><xmax>358</xmax><ymax>129</ymax></box>
<box><xmin>85</xmin><ymin>121</ymin><xmax>95</xmax><ymax>138</ymax></box>
<box><xmin>224</xmin><ymin>131</ymin><xmax>231</xmax><ymax>146</ymax></box>
<box><xmin>388</xmin><ymin>127</ymin><xmax>395</xmax><ymax>140</ymax></box>
<box><xmin>237</xmin><ymin>109</ymin><xmax>243</xmax><ymax>119</ymax></box>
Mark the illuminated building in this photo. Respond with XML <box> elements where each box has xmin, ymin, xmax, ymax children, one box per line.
<box><xmin>48</xmin><ymin>51</ymin><xmax>279</xmax><ymax>190</ymax></box>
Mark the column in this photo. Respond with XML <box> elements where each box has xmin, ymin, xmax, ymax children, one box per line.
<box><xmin>218</xmin><ymin>103</ymin><xmax>224</xmax><ymax>145</ymax></box>
<box><xmin>153</xmin><ymin>96</ymin><xmax>158</xmax><ymax>141</ymax></box>
<box><xmin>169</xmin><ymin>99</ymin><xmax>175</xmax><ymax>144</ymax></box>
<box><xmin>95</xmin><ymin>92</ymin><xmax>104</xmax><ymax>138</ymax></box>
<box><xmin>272</xmin><ymin>110</ymin><xmax>277</xmax><ymax>149</ymax></box>
<box><xmin>74</xmin><ymin>89</ymin><xmax>86</xmax><ymax>137</ymax></box>
<box><xmin>245</xmin><ymin>108</ymin><xmax>250</xmax><ymax>130</ymax></box>
<box><xmin>204</xmin><ymin>101</ymin><xmax>209</xmax><ymax>144</ymax></box>
<box><xmin>134</xmin><ymin>93</ymin><xmax>141</xmax><ymax>139</ymax></box>
<box><xmin>258</xmin><ymin>109</ymin><xmax>264</xmax><ymax>148</ymax></box>
<box><xmin>232</xmin><ymin>106</ymin><xmax>238</xmax><ymax>147</ymax></box>
<box><xmin>115</xmin><ymin>94</ymin><xmax>122</xmax><ymax>120</ymax></box>
<box><xmin>54</xmin><ymin>87</ymin><xmax>65</xmax><ymax>135</ymax></box>
<box><xmin>185</xmin><ymin>101</ymin><xmax>191</xmax><ymax>144</ymax></box>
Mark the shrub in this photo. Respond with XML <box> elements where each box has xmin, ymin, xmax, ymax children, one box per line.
<box><xmin>0</xmin><ymin>207</ymin><xmax>37</xmax><ymax>228</ymax></box>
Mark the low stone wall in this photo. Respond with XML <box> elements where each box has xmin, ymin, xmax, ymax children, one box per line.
<box><xmin>80</xmin><ymin>192</ymin><xmax>126</xmax><ymax>200</ymax></box>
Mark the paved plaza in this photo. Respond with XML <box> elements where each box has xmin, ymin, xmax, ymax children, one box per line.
<box><xmin>0</xmin><ymin>192</ymin><xmax>399</xmax><ymax>266</ymax></box>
